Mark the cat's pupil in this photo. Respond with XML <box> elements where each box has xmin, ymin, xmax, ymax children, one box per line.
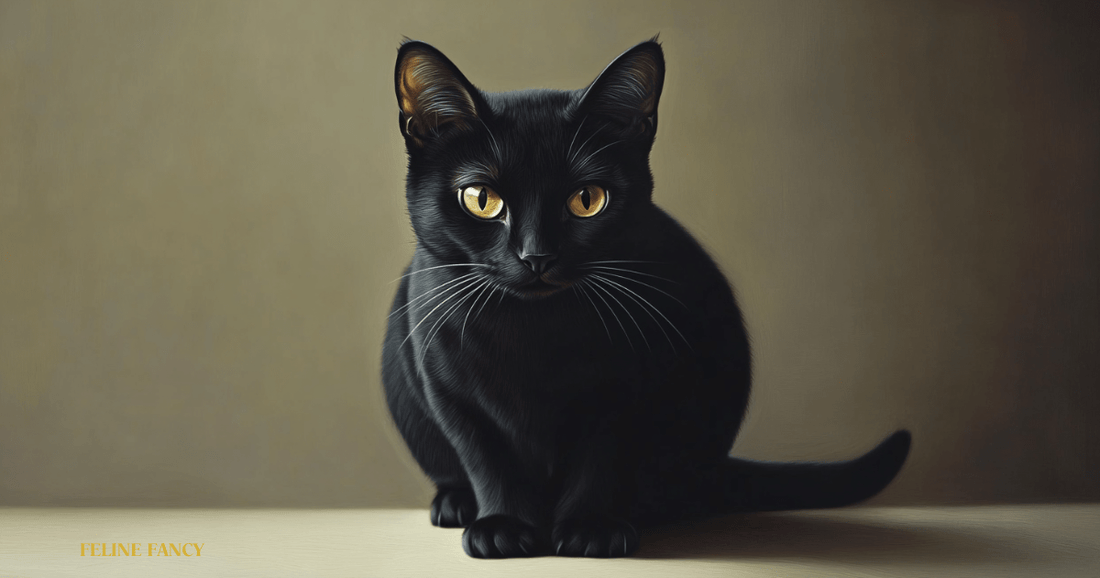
<box><xmin>478</xmin><ymin>187</ymin><xmax>487</xmax><ymax>210</ymax></box>
<box><xmin>581</xmin><ymin>188</ymin><xmax>591</xmax><ymax>209</ymax></box>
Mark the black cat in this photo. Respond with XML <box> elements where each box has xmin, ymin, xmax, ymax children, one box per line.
<box><xmin>382</xmin><ymin>38</ymin><xmax>911</xmax><ymax>559</ymax></box>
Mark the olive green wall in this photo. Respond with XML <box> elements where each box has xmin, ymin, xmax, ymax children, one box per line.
<box><xmin>1</xmin><ymin>0</ymin><xmax>1097</xmax><ymax>507</ymax></box>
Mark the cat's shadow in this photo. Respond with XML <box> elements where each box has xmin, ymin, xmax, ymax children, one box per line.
<box><xmin>637</xmin><ymin>511</ymin><xmax>1049</xmax><ymax>563</ymax></box>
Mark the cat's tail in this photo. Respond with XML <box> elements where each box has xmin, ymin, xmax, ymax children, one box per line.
<box><xmin>718</xmin><ymin>429</ymin><xmax>912</xmax><ymax>512</ymax></box>
<box><xmin>638</xmin><ymin>430</ymin><xmax>912</xmax><ymax>524</ymax></box>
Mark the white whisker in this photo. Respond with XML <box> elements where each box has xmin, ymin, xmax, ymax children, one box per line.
<box><xmin>392</xmin><ymin>263</ymin><xmax>489</xmax><ymax>283</ymax></box>
<box><xmin>475</xmin><ymin>284</ymin><xmax>498</xmax><ymax>322</ymax></box>
<box><xmin>569</xmin><ymin>122</ymin><xmax>608</xmax><ymax>164</ymax></box>
<box><xmin>574</xmin><ymin>139</ymin><xmax>624</xmax><ymax>171</ymax></box>
<box><xmin>591</xmin><ymin>273</ymin><xmax>692</xmax><ymax>351</ymax></box>
<box><xmin>476</xmin><ymin>118</ymin><xmax>504</xmax><ymax>164</ymax></box>
<box><xmin>582</xmin><ymin>265</ymin><xmax>677</xmax><ymax>284</ymax></box>
<box><xmin>590</xmin><ymin>274</ymin><xmax>678</xmax><ymax>351</ymax></box>
<box><xmin>585</xmin><ymin>260</ymin><xmax>665</xmax><ymax>266</ymax></box>
<box><xmin>576</xmin><ymin>281</ymin><xmax>612</xmax><ymax>343</ymax></box>
<box><xmin>566</xmin><ymin>116</ymin><xmax>588</xmax><ymax>161</ymax></box>
<box><xmin>389</xmin><ymin>272</ymin><xmax>480</xmax><ymax>318</ymax></box>
<box><xmin>399</xmin><ymin>275</ymin><xmax>484</xmax><ymax>350</ymax></box>
<box><xmin>420</xmin><ymin>279</ymin><xmax>484</xmax><ymax>366</ymax></box>
<box><xmin>460</xmin><ymin>280</ymin><xmax>494</xmax><ymax>346</ymax></box>
<box><xmin>584</xmin><ymin>278</ymin><xmax>634</xmax><ymax>352</ymax></box>
<box><xmin>590</xmin><ymin>276</ymin><xmax>649</xmax><ymax>351</ymax></box>
<box><xmin>588</xmin><ymin>270</ymin><xmax>687</xmax><ymax>309</ymax></box>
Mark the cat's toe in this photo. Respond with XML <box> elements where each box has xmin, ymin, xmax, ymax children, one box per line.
<box><xmin>462</xmin><ymin>515</ymin><xmax>542</xmax><ymax>558</ymax></box>
<box><xmin>552</xmin><ymin>516</ymin><xmax>639</xmax><ymax>558</ymax></box>
<box><xmin>430</xmin><ymin>487</ymin><xmax>478</xmax><ymax>528</ymax></box>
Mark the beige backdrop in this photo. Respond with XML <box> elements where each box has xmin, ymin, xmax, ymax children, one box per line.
<box><xmin>1</xmin><ymin>0</ymin><xmax>1097</xmax><ymax>508</ymax></box>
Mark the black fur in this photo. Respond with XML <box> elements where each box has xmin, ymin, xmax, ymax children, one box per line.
<box><xmin>382</xmin><ymin>39</ymin><xmax>911</xmax><ymax>559</ymax></box>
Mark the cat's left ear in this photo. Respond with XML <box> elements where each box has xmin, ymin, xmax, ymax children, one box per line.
<box><xmin>395</xmin><ymin>40</ymin><xmax>487</xmax><ymax>147</ymax></box>
<box><xmin>576</xmin><ymin>38</ymin><xmax>665</xmax><ymax>138</ymax></box>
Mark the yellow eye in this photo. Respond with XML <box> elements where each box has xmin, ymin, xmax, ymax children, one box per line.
<box><xmin>460</xmin><ymin>186</ymin><xmax>504</xmax><ymax>219</ymax></box>
<box><xmin>567</xmin><ymin>185</ymin><xmax>608</xmax><ymax>218</ymax></box>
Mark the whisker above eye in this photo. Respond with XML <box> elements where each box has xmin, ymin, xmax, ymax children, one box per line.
<box><xmin>565</xmin><ymin>115</ymin><xmax>588</xmax><ymax>161</ymax></box>
<box><xmin>573</xmin><ymin>139</ymin><xmax>625</xmax><ymax>173</ymax></box>
<box><xmin>568</xmin><ymin>122</ymin><xmax>609</xmax><ymax>164</ymax></box>
<box><xmin>475</xmin><ymin>118</ymin><xmax>504</xmax><ymax>164</ymax></box>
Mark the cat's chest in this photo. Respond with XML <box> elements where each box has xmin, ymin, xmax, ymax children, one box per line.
<box><xmin>418</xmin><ymin>295</ymin><xmax>652</xmax><ymax>397</ymax></box>
<box><xmin>422</xmin><ymin>306</ymin><xmax>655</xmax><ymax>453</ymax></box>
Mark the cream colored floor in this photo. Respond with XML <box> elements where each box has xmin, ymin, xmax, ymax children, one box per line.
<box><xmin>1</xmin><ymin>505</ymin><xmax>1098</xmax><ymax>577</ymax></box>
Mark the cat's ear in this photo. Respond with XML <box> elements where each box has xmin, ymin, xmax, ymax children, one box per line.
<box><xmin>576</xmin><ymin>38</ymin><xmax>665</xmax><ymax>138</ymax></box>
<box><xmin>395</xmin><ymin>40</ymin><xmax>485</xmax><ymax>147</ymax></box>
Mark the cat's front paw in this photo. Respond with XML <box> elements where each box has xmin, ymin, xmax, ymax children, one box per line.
<box><xmin>430</xmin><ymin>487</ymin><xmax>477</xmax><ymax>528</ymax></box>
<box><xmin>552</xmin><ymin>516</ymin><xmax>639</xmax><ymax>558</ymax></box>
<box><xmin>462</xmin><ymin>515</ymin><xmax>541</xmax><ymax>558</ymax></box>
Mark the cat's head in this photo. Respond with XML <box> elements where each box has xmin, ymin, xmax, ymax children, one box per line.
<box><xmin>395</xmin><ymin>39</ymin><xmax>664</xmax><ymax>300</ymax></box>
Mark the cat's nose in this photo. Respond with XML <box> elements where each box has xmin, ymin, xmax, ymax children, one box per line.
<box><xmin>519</xmin><ymin>253</ymin><xmax>558</xmax><ymax>275</ymax></box>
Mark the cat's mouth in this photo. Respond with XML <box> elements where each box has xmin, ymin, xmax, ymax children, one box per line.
<box><xmin>515</xmin><ymin>277</ymin><xmax>571</xmax><ymax>298</ymax></box>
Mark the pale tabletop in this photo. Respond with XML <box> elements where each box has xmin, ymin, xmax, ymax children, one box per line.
<box><xmin>2</xmin><ymin>505</ymin><xmax>1098</xmax><ymax>577</ymax></box>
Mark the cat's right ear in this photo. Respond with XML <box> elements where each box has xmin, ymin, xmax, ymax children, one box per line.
<box><xmin>395</xmin><ymin>40</ymin><xmax>485</xmax><ymax>148</ymax></box>
<box><xmin>575</xmin><ymin>38</ymin><xmax>665</xmax><ymax>139</ymax></box>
